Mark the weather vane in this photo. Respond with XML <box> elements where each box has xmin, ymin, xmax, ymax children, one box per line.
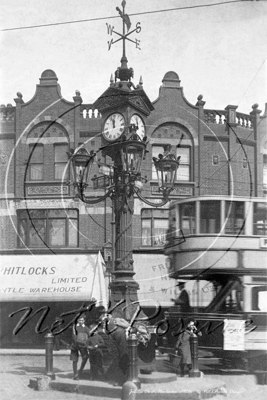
<box><xmin>106</xmin><ymin>1</ymin><xmax>141</xmax><ymax>53</ymax></box>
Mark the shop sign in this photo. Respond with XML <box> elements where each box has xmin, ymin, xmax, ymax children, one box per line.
<box><xmin>151</xmin><ymin>185</ymin><xmax>193</xmax><ymax>196</ymax></box>
<box><xmin>0</xmin><ymin>254</ymin><xmax>101</xmax><ymax>302</ymax></box>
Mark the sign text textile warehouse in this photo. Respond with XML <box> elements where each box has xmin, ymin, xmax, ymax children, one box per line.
<box><xmin>0</xmin><ymin>253</ymin><xmax>108</xmax><ymax>304</ymax></box>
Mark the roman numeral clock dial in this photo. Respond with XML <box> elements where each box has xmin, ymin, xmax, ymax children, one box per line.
<box><xmin>103</xmin><ymin>113</ymin><xmax>125</xmax><ymax>142</ymax></box>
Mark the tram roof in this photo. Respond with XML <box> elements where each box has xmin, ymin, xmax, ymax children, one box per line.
<box><xmin>170</xmin><ymin>195</ymin><xmax>267</xmax><ymax>206</ymax></box>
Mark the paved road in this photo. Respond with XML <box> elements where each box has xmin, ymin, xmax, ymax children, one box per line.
<box><xmin>0</xmin><ymin>353</ymin><xmax>266</xmax><ymax>400</ymax></box>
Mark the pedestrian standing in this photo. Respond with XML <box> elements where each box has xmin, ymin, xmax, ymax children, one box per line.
<box><xmin>101</xmin><ymin>311</ymin><xmax>130</xmax><ymax>386</ymax></box>
<box><xmin>87</xmin><ymin>324</ymin><xmax>105</xmax><ymax>381</ymax></box>
<box><xmin>175</xmin><ymin>320</ymin><xmax>198</xmax><ymax>376</ymax></box>
<box><xmin>70</xmin><ymin>313</ymin><xmax>90</xmax><ymax>380</ymax></box>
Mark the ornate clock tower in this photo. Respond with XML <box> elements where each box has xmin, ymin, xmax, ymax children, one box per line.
<box><xmin>93</xmin><ymin>1</ymin><xmax>154</xmax><ymax>317</ymax></box>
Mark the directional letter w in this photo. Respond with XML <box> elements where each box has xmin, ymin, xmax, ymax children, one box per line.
<box><xmin>106</xmin><ymin>23</ymin><xmax>114</xmax><ymax>35</ymax></box>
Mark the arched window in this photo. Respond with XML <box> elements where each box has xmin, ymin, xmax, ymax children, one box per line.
<box><xmin>27</xmin><ymin>122</ymin><xmax>70</xmax><ymax>182</ymax></box>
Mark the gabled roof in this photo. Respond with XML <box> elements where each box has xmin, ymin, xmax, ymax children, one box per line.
<box><xmin>94</xmin><ymin>85</ymin><xmax>154</xmax><ymax>116</ymax></box>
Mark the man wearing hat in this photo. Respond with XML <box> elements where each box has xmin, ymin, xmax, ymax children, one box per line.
<box><xmin>171</xmin><ymin>280</ymin><xmax>191</xmax><ymax>312</ymax></box>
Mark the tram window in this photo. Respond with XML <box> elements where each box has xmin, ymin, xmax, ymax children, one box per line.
<box><xmin>253</xmin><ymin>202</ymin><xmax>267</xmax><ymax>236</ymax></box>
<box><xmin>180</xmin><ymin>202</ymin><xmax>195</xmax><ymax>235</ymax></box>
<box><xmin>200</xmin><ymin>201</ymin><xmax>220</xmax><ymax>233</ymax></box>
<box><xmin>225</xmin><ymin>201</ymin><xmax>245</xmax><ymax>235</ymax></box>
<box><xmin>251</xmin><ymin>286</ymin><xmax>267</xmax><ymax>311</ymax></box>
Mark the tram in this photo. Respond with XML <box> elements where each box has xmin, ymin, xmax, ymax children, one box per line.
<box><xmin>161</xmin><ymin>196</ymin><xmax>267</xmax><ymax>370</ymax></box>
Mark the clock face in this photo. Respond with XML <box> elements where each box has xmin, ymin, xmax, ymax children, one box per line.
<box><xmin>130</xmin><ymin>114</ymin><xmax>145</xmax><ymax>139</ymax></box>
<box><xmin>103</xmin><ymin>113</ymin><xmax>125</xmax><ymax>141</ymax></box>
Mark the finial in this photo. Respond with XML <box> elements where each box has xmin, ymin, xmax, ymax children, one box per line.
<box><xmin>196</xmin><ymin>94</ymin><xmax>205</xmax><ymax>107</ymax></box>
<box><xmin>75</xmin><ymin>90</ymin><xmax>81</xmax><ymax>96</ymax></box>
<box><xmin>110</xmin><ymin>73</ymin><xmax>114</xmax><ymax>84</ymax></box>
<box><xmin>252</xmin><ymin>103</ymin><xmax>259</xmax><ymax>110</ymax></box>
<box><xmin>16</xmin><ymin>92</ymin><xmax>23</xmax><ymax>99</ymax></box>
<box><xmin>139</xmin><ymin>76</ymin><xmax>143</xmax><ymax>86</ymax></box>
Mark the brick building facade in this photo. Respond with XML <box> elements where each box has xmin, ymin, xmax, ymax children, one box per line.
<box><xmin>0</xmin><ymin>68</ymin><xmax>266</xmax><ymax>348</ymax></box>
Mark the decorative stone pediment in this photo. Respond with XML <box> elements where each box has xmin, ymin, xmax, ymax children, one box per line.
<box><xmin>94</xmin><ymin>86</ymin><xmax>153</xmax><ymax>116</ymax></box>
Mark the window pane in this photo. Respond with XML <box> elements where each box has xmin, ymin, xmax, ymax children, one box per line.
<box><xmin>55</xmin><ymin>144</ymin><xmax>68</xmax><ymax>180</ymax></box>
<box><xmin>253</xmin><ymin>202</ymin><xmax>267</xmax><ymax>235</ymax></box>
<box><xmin>142</xmin><ymin>209</ymin><xmax>152</xmax><ymax>218</ymax></box>
<box><xmin>168</xmin><ymin>206</ymin><xmax>177</xmax><ymax>238</ymax></box>
<box><xmin>153</xmin><ymin>209</ymin><xmax>168</xmax><ymax>218</ymax></box>
<box><xmin>263</xmin><ymin>155</ymin><xmax>267</xmax><ymax>192</ymax></box>
<box><xmin>180</xmin><ymin>202</ymin><xmax>195</xmax><ymax>235</ymax></box>
<box><xmin>177</xmin><ymin>147</ymin><xmax>190</xmax><ymax>163</ymax></box>
<box><xmin>30</xmin><ymin>164</ymin><xmax>43</xmax><ymax>180</ymax></box>
<box><xmin>29</xmin><ymin>220</ymin><xmax>46</xmax><ymax>247</ymax></box>
<box><xmin>49</xmin><ymin>219</ymin><xmax>65</xmax><ymax>246</ymax></box>
<box><xmin>69</xmin><ymin>219</ymin><xmax>78</xmax><ymax>246</ymax></box>
<box><xmin>18</xmin><ymin>219</ymin><xmax>27</xmax><ymax>246</ymax></box>
<box><xmin>153</xmin><ymin>219</ymin><xmax>168</xmax><ymax>246</ymax></box>
<box><xmin>48</xmin><ymin>210</ymin><xmax>65</xmax><ymax>218</ymax></box>
<box><xmin>252</xmin><ymin>286</ymin><xmax>267</xmax><ymax>311</ymax></box>
<box><xmin>177</xmin><ymin>165</ymin><xmax>189</xmax><ymax>181</ymax></box>
<box><xmin>55</xmin><ymin>163</ymin><xmax>67</xmax><ymax>180</ymax></box>
<box><xmin>68</xmin><ymin>210</ymin><xmax>78</xmax><ymax>218</ymax></box>
<box><xmin>200</xmin><ymin>201</ymin><xmax>220</xmax><ymax>233</ymax></box>
<box><xmin>19</xmin><ymin>210</ymin><xmax>28</xmax><ymax>218</ymax></box>
<box><xmin>29</xmin><ymin>210</ymin><xmax>46</xmax><ymax>219</ymax></box>
<box><xmin>225</xmin><ymin>201</ymin><xmax>245</xmax><ymax>234</ymax></box>
<box><xmin>176</xmin><ymin>148</ymin><xmax>190</xmax><ymax>181</ymax></box>
<box><xmin>29</xmin><ymin>145</ymin><xmax>43</xmax><ymax>162</ymax></box>
<box><xmin>55</xmin><ymin>144</ymin><xmax>68</xmax><ymax>161</ymax></box>
<box><xmin>142</xmin><ymin>219</ymin><xmax>151</xmax><ymax>246</ymax></box>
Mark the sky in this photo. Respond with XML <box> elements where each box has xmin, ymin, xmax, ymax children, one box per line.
<box><xmin>0</xmin><ymin>0</ymin><xmax>267</xmax><ymax>115</ymax></box>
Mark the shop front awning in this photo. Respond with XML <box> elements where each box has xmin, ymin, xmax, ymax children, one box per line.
<box><xmin>0</xmin><ymin>253</ymin><xmax>108</xmax><ymax>304</ymax></box>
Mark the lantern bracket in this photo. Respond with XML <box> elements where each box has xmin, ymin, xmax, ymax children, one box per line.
<box><xmin>134</xmin><ymin>187</ymin><xmax>170</xmax><ymax>208</ymax></box>
<box><xmin>75</xmin><ymin>186</ymin><xmax>114</xmax><ymax>204</ymax></box>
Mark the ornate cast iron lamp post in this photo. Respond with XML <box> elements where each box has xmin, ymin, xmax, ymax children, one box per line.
<box><xmin>69</xmin><ymin>132</ymin><xmax>180</xmax><ymax>317</ymax></box>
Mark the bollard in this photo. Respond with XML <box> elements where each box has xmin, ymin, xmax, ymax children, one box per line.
<box><xmin>121</xmin><ymin>381</ymin><xmax>138</xmax><ymax>400</ymax></box>
<box><xmin>127</xmin><ymin>333</ymin><xmax>141</xmax><ymax>389</ymax></box>
<box><xmin>45</xmin><ymin>332</ymin><xmax>55</xmax><ymax>380</ymax></box>
<box><xmin>189</xmin><ymin>333</ymin><xmax>201</xmax><ymax>378</ymax></box>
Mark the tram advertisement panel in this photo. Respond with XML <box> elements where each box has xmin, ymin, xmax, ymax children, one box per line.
<box><xmin>223</xmin><ymin>319</ymin><xmax>245</xmax><ymax>351</ymax></box>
